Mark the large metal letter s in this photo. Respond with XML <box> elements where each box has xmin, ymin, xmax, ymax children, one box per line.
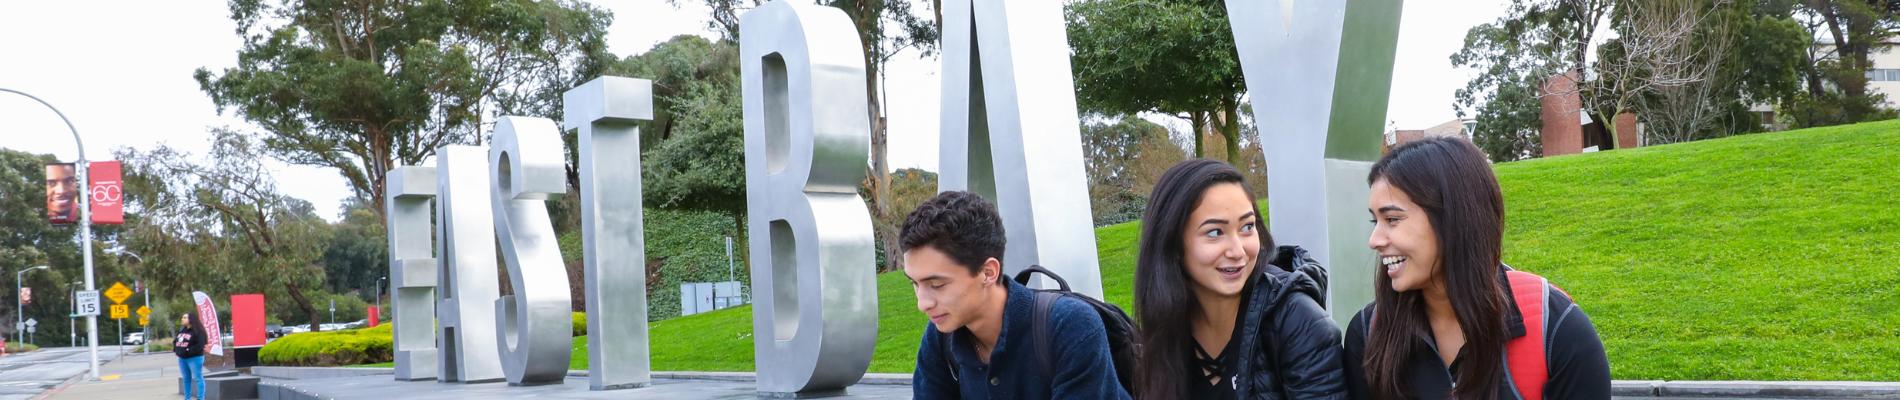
<box><xmin>488</xmin><ymin>116</ymin><xmax>575</xmax><ymax>385</ymax></box>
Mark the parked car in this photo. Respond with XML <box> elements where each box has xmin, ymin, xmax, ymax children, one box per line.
<box><xmin>123</xmin><ymin>332</ymin><xmax>144</xmax><ymax>345</ymax></box>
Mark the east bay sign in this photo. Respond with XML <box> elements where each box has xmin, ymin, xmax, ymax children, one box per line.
<box><xmin>382</xmin><ymin>0</ymin><xmax>1400</xmax><ymax>396</ymax></box>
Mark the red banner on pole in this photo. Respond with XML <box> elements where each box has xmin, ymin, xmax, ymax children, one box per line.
<box><xmin>193</xmin><ymin>291</ymin><xmax>225</xmax><ymax>356</ymax></box>
<box><xmin>87</xmin><ymin>161</ymin><xmax>124</xmax><ymax>225</ymax></box>
<box><xmin>367</xmin><ymin>307</ymin><xmax>379</xmax><ymax>328</ymax></box>
<box><xmin>44</xmin><ymin>163</ymin><xmax>77</xmax><ymax>225</ymax></box>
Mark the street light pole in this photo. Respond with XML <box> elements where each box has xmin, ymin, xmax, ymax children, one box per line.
<box><xmin>110</xmin><ymin>249</ymin><xmax>146</xmax><ymax>352</ymax></box>
<box><xmin>15</xmin><ymin>266</ymin><xmax>49</xmax><ymax>345</ymax></box>
<box><xmin>1</xmin><ymin>88</ymin><xmax>101</xmax><ymax>379</ymax></box>
<box><xmin>68</xmin><ymin>281</ymin><xmax>79</xmax><ymax>348</ymax></box>
<box><xmin>374</xmin><ymin>277</ymin><xmax>386</xmax><ymax>324</ymax></box>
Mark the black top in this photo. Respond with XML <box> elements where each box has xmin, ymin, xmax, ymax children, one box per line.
<box><xmin>912</xmin><ymin>279</ymin><xmax>1131</xmax><ymax>399</ymax></box>
<box><xmin>1186</xmin><ymin>273</ymin><xmax>1257</xmax><ymax>400</ymax></box>
<box><xmin>173</xmin><ymin>326</ymin><xmax>206</xmax><ymax>358</ymax></box>
<box><xmin>1342</xmin><ymin>271</ymin><xmax>1612</xmax><ymax>400</ymax></box>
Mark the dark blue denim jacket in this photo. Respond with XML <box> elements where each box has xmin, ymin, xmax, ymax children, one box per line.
<box><xmin>912</xmin><ymin>279</ymin><xmax>1130</xmax><ymax>399</ymax></box>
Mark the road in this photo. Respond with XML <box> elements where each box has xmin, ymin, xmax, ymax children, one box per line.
<box><xmin>0</xmin><ymin>346</ymin><xmax>122</xmax><ymax>400</ymax></box>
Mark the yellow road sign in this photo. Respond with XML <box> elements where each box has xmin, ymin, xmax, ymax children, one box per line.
<box><xmin>138</xmin><ymin>317</ymin><xmax>149</xmax><ymax>327</ymax></box>
<box><xmin>104</xmin><ymin>282</ymin><xmax>133</xmax><ymax>304</ymax></box>
<box><xmin>136</xmin><ymin>305</ymin><xmax>151</xmax><ymax>318</ymax></box>
<box><xmin>109</xmin><ymin>304</ymin><xmax>129</xmax><ymax>319</ymax></box>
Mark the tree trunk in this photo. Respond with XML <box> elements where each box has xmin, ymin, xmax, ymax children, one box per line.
<box><xmin>854</xmin><ymin>0</ymin><xmax>899</xmax><ymax>272</ymax></box>
<box><xmin>1219</xmin><ymin>97</ymin><xmax>1242</xmax><ymax>164</ymax></box>
<box><xmin>369</xmin><ymin>127</ymin><xmax>394</xmax><ymax>226</ymax></box>
<box><xmin>1189</xmin><ymin>111</ymin><xmax>1207</xmax><ymax>158</ymax></box>
<box><xmin>285</xmin><ymin>282</ymin><xmax>322</xmax><ymax>333</ymax></box>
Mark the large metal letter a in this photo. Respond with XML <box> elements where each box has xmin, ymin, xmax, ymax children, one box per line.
<box><xmin>937</xmin><ymin>0</ymin><xmax>1104</xmax><ymax>299</ymax></box>
<box><xmin>740</xmin><ymin>1</ymin><xmax>879</xmax><ymax>396</ymax></box>
<box><xmin>434</xmin><ymin>145</ymin><xmax>505</xmax><ymax>383</ymax></box>
<box><xmin>1226</xmin><ymin>0</ymin><xmax>1404</xmax><ymax>326</ymax></box>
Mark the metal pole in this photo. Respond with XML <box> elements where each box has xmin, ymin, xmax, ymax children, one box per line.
<box><xmin>375</xmin><ymin>277</ymin><xmax>386</xmax><ymax>324</ymax></box>
<box><xmin>143</xmin><ymin>283</ymin><xmax>149</xmax><ymax>352</ymax></box>
<box><xmin>1</xmin><ymin>88</ymin><xmax>100</xmax><ymax>378</ymax></box>
<box><xmin>14</xmin><ymin>270</ymin><xmax>20</xmax><ymax>346</ymax></box>
<box><xmin>69</xmin><ymin>283</ymin><xmax>76</xmax><ymax>348</ymax></box>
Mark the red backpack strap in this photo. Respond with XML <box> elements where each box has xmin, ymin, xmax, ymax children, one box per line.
<box><xmin>1504</xmin><ymin>271</ymin><xmax>1550</xmax><ymax>400</ymax></box>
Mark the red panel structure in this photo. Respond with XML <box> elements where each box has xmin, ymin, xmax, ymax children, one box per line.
<box><xmin>231</xmin><ymin>293</ymin><xmax>266</xmax><ymax>347</ymax></box>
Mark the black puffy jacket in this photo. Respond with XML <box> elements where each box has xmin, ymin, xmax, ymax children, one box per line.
<box><xmin>1229</xmin><ymin>245</ymin><xmax>1348</xmax><ymax>399</ymax></box>
<box><xmin>173</xmin><ymin>327</ymin><xmax>205</xmax><ymax>358</ymax></box>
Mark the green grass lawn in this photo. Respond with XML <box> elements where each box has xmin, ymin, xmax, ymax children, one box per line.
<box><xmin>358</xmin><ymin>120</ymin><xmax>1900</xmax><ymax>380</ymax></box>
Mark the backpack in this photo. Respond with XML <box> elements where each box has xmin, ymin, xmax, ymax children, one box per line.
<box><xmin>938</xmin><ymin>266</ymin><xmax>1138</xmax><ymax>395</ymax></box>
<box><xmin>1017</xmin><ymin>265</ymin><xmax>1138</xmax><ymax>396</ymax></box>
<box><xmin>1503</xmin><ymin>269</ymin><xmax>1568</xmax><ymax>400</ymax></box>
<box><xmin>1365</xmin><ymin>267</ymin><xmax>1567</xmax><ymax>400</ymax></box>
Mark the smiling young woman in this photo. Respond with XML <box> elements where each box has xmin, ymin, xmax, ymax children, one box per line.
<box><xmin>1344</xmin><ymin>137</ymin><xmax>1610</xmax><ymax>400</ymax></box>
<box><xmin>1133</xmin><ymin>159</ymin><xmax>1346</xmax><ymax>400</ymax></box>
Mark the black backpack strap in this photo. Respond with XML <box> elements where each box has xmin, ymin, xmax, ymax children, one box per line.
<box><xmin>1032</xmin><ymin>291</ymin><xmax>1061</xmax><ymax>379</ymax></box>
<box><xmin>1013</xmin><ymin>265</ymin><xmax>1071</xmax><ymax>291</ymax></box>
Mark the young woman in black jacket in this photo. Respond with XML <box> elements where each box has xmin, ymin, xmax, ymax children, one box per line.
<box><xmin>1345</xmin><ymin>137</ymin><xmax>1610</xmax><ymax>399</ymax></box>
<box><xmin>1132</xmin><ymin>159</ymin><xmax>1346</xmax><ymax>399</ymax></box>
<box><xmin>175</xmin><ymin>312</ymin><xmax>207</xmax><ymax>400</ymax></box>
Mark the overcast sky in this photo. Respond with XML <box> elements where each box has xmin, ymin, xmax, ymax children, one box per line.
<box><xmin>0</xmin><ymin>0</ymin><xmax>1507</xmax><ymax>221</ymax></box>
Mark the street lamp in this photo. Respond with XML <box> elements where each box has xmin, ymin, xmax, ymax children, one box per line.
<box><xmin>374</xmin><ymin>276</ymin><xmax>387</xmax><ymax>324</ymax></box>
<box><xmin>15</xmin><ymin>266</ymin><xmax>49</xmax><ymax>344</ymax></box>
<box><xmin>3</xmin><ymin>88</ymin><xmax>102</xmax><ymax>379</ymax></box>
<box><xmin>68</xmin><ymin>281</ymin><xmax>81</xmax><ymax>348</ymax></box>
<box><xmin>107</xmin><ymin>248</ymin><xmax>148</xmax><ymax>352</ymax></box>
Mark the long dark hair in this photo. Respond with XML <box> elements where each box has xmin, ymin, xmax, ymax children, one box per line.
<box><xmin>1363</xmin><ymin>137</ymin><xmax>1509</xmax><ymax>399</ymax></box>
<box><xmin>1133</xmin><ymin>159</ymin><xmax>1274</xmax><ymax>399</ymax></box>
<box><xmin>186</xmin><ymin>311</ymin><xmax>204</xmax><ymax>335</ymax></box>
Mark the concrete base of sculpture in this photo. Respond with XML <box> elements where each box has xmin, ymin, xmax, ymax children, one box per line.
<box><xmin>252</xmin><ymin>369</ymin><xmax>907</xmax><ymax>400</ymax></box>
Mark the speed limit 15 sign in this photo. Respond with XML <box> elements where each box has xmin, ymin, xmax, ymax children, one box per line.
<box><xmin>76</xmin><ymin>290</ymin><xmax>101</xmax><ymax>317</ymax></box>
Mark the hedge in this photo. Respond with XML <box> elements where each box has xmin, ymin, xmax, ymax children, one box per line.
<box><xmin>262</xmin><ymin>313</ymin><xmax>587</xmax><ymax>367</ymax></box>
<box><xmin>259</xmin><ymin>324</ymin><xmax>394</xmax><ymax>366</ymax></box>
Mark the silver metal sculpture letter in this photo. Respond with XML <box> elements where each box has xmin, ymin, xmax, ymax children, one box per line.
<box><xmin>385</xmin><ymin>166</ymin><xmax>437</xmax><ymax>381</ymax></box>
<box><xmin>1225</xmin><ymin>0</ymin><xmax>1404</xmax><ymax>326</ymax></box>
<box><xmin>740</xmin><ymin>1</ymin><xmax>879</xmax><ymax>396</ymax></box>
<box><xmin>435</xmin><ymin>145</ymin><xmax>505</xmax><ymax>383</ymax></box>
<box><xmin>562</xmin><ymin>76</ymin><xmax>655</xmax><ymax>390</ymax></box>
<box><xmin>937</xmin><ymin>0</ymin><xmax>1105</xmax><ymax>299</ymax></box>
<box><xmin>488</xmin><ymin>117</ymin><xmax>575</xmax><ymax>385</ymax></box>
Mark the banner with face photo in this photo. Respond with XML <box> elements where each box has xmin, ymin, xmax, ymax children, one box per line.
<box><xmin>44</xmin><ymin>163</ymin><xmax>77</xmax><ymax>225</ymax></box>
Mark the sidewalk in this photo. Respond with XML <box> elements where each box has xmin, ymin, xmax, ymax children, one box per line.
<box><xmin>38</xmin><ymin>351</ymin><xmax>185</xmax><ymax>400</ymax></box>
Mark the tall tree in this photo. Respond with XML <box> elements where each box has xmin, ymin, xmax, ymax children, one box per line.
<box><xmin>1079</xmin><ymin>115</ymin><xmax>1187</xmax><ymax>226</ymax></box>
<box><xmin>674</xmin><ymin>0</ymin><xmax>939</xmax><ymax>269</ymax></box>
<box><xmin>1784</xmin><ymin>0</ymin><xmax>1900</xmax><ymax>127</ymax></box>
<box><xmin>1594</xmin><ymin>0</ymin><xmax>1808</xmax><ymax>143</ymax></box>
<box><xmin>1452</xmin><ymin>0</ymin><xmax>1612</xmax><ymax>161</ymax></box>
<box><xmin>1067</xmin><ymin>0</ymin><xmax>1246</xmax><ymax>163</ymax></box>
<box><xmin>195</xmin><ymin>0</ymin><xmax>614</xmax><ymax>222</ymax></box>
<box><xmin>117</xmin><ymin>131</ymin><xmax>335</xmax><ymax>331</ymax></box>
